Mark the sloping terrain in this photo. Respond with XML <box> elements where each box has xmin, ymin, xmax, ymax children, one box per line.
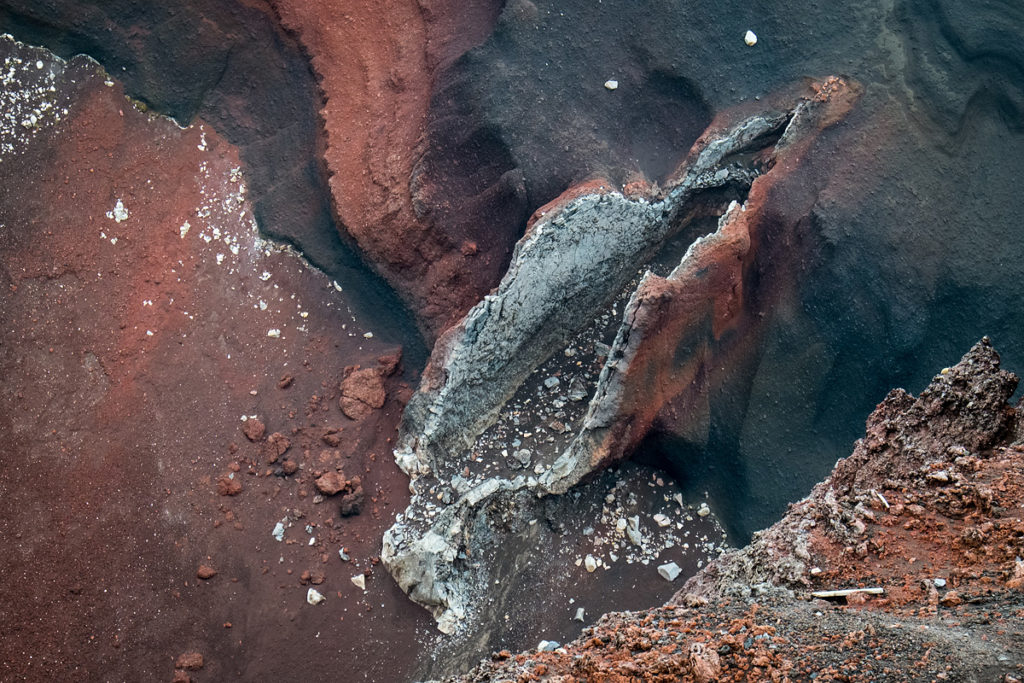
<box><xmin>442</xmin><ymin>340</ymin><xmax>1024</xmax><ymax>681</ymax></box>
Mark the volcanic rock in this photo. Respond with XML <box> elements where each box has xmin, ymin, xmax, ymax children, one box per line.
<box><xmin>441</xmin><ymin>340</ymin><xmax>1024</xmax><ymax>680</ymax></box>
<box><xmin>216</xmin><ymin>476</ymin><xmax>242</xmax><ymax>497</ymax></box>
<box><xmin>174</xmin><ymin>652</ymin><xmax>203</xmax><ymax>671</ymax></box>
<box><xmin>263</xmin><ymin>432</ymin><xmax>291</xmax><ymax>463</ymax></box>
<box><xmin>340</xmin><ymin>368</ymin><xmax>387</xmax><ymax>420</ymax></box>
<box><xmin>314</xmin><ymin>471</ymin><xmax>349</xmax><ymax>496</ymax></box>
<box><xmin>243</xmin><ymin>418</ymin><xmax>266</xmax><ymax>442</ymax></box>
<box><xmin>339</xmin><ymin>485</ymin><xmax>365</xmax><ymax>518</ymax></box>
<box><xmin>385</xmin><ymin>87</ymin><xmax>850</xmax><ymax>634</ymax></box>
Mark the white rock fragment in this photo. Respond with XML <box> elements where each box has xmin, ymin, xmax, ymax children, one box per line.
<box><xmin>697</xmin><ymin>502</ymin><xmax>711</xmax><ymax>517</ymax></box>
<box><xmin>574</xmin><ymin>607</ymin><xmax>585</xmax><ymax>622</ymax></box>
<box><xmin>272</xmin><ymin>522</ymin><xmax>285</xmax><ymax>542</ymax></box>
<box><xmin>106</xmin><ymin>199</ymin><xmax>129</xmax><ymax>223</ymax></box>
<box><xmin>604</xmin><ymin>79</ymin><xmax>618</xmax><ymax>91</ymax></box>
<box><xmin>306</xmin><ymin>588</ymin><xmax>325</xmax><ymax>605</ymax></box>
<box><xmin>363</xmin><ymin>332</ymin><xmax>373</xmax><ymax>339</ymax></box>
<box><xmin>933</xmin><ymin>578</ymin><xmax>947</xmax><ymax>588</ymax></box>
<box><xmin>653</xmin><ymin>513</ymin><xmax>671</xmax><ymax>527</ymax></box>
<box><xmin>626</xmin><ymin>516</ymin><xmax>643</xmax><ymax>546</ymax></box>
<box><xmin>658</xmin><ymin>562</ymin><xmax>681</xmax><ymax>581</ymax></box>
<box><xmin>744</xmin><ymin>30</ymin><xmax>758</xmax><ymax>46</ymax></box>
<box><xmin>584</xmin><ymin>555</ymin><xmax>598</xmax><ymax>573</ymax></box>
<box><xmin>267</xmin><ymin>329</ymin><xmax>281</xmax><ymax>338</ymax></box>
<box><xmin>351</xmin><ymin>574</ymin><xmax>366</xmax><ymax>590</ymax></box>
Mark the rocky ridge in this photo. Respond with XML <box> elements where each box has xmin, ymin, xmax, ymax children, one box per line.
<box><xmin>383</xmin><ymin>78</ymin><xmax>859</xmax><ymax>634</ymax></box>
<box><xmin>439</xmin><ymin>339</ymin><xmax>1024</xmax><ymax>681</ymax></box>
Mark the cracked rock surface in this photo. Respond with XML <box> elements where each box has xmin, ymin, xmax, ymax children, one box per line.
<box><xmin>384</xmin><ymin>80</ymin><xmax>855</xmax><ymax>635</ymax></box>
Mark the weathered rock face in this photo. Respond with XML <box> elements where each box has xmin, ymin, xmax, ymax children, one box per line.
<box><xmin>542</xmin><ymin>77</ymin><xmax>861</xmax><ymax>495</ymax></box>
<box><xmin>270</xmin><ymin>0</ymin><xmax>515</xmax><ymax>338</ymax></box>
<box><xmin>383</xmin><ymin>79</ymin><xmax>855</xmax><ymax>635</ymax></box>
<box><xmin>441</xmin><ymin>340</ymin><xmax>1024</xmax><ymax>681</ymax></box>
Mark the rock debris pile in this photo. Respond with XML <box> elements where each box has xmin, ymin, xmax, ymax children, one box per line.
<box><xmin>440</xmin><ymin>339</ymin><xmax>1024</xmax><ymax>681</ymax></box>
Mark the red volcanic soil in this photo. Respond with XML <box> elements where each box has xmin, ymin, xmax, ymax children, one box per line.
<box><xmin>270</xmin><ymin>0</ymin><xmax>509</xmax><ymax>338</ymax></box>
<box><xmin>0</xmin><ymin>48</ymin><xmax>435</xmax><ymax>682</ymax></box>
<box><xmin>442</xmin><ymin>340</ymin><xmax>1024</xmax><ymax>682</ymax></box>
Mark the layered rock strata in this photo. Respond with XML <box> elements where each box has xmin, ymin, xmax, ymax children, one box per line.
<box><xmin>384</xmin><ymin>78</ymin><xmax>858</xmax><ymax>633</ymax></box>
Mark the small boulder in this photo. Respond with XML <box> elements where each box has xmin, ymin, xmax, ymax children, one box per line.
<box><xmin>339</xmin><ymin>486</ymin><xmax>364</xmax><ymax>517</ymax></box>
<box><xmin>196</xmin><ymin>565</ymin><xmax>217</xmax><ymax>580</ymax></box>
<box><xmin>175</xmin><ymin>652</ymin><xmax>204</xmax><ymax>670</ymax></box>
<box><xmin>339</xmin><ymin>367</ymin><xmax>386</xmax><ymax>420</ymax></box>
<box><xmin>216</xmin><ymin>475</ymin><xmax>242</xmax><ymax>496</ymax></box>
<box><xmin>306</xmin><ymin>588</ymin><xmax>325</xmax><ymax>605</ymax></box>
<box><xmin>242</xmin><ymin>418</ymin><xmax>265</xmax><ymax>442</ymax></box>
<box><xmin>263</xmin><ymin>432</ymin><xmax>290</xmax><ymax>463</ymax></box>
<box><xmin>315</xmin><ymin>471</ymin><xmax>348</xmax><ymax>496</ymax></box>
<box><xmin>658</xmin><ymin>562</ymin><xmax>681</xmax><ymax>581</ymax></box>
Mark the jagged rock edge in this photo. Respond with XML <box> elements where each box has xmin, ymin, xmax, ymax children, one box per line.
<box><xmin>382</xmin><ymin>98</ymin><xmax>840</xmax><ymax>633</ymax></box>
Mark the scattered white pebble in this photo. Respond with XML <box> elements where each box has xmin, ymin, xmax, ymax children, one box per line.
<box><xmin>306</xmin><ymin>588</ymin><xmax>325</xmax><ymax>605</ymax></box>
<box><xmin>584</xmin><ymin>555</ymin><xmax>598</xmax><ymax>573</ymax></box>
<box><xmin>351</xmin><ymin>574</ymin><xmax>366</xmax><ymax>590</ymax></box>
<box><xmin>744</xmin><ymin>30</ymin><xmax>758</xmax><ymax>46</ymax></box>
<box><xmin>272</xmin><ymin>522</ymin><xmax>285</xmax><ymax>542</ymax></box>
<box><xmin>179</xmin><ymin>221</ymin><xmax>190</xmax><ymax>239</ymax></box>
<box><xmin>697</xmin><ymin>502</ymin><xmax>711</xmax><ymax>517</ymax></box>
<box><xmin>267</xmin><ymin>329</ymin><xmax>281</xmax><ymax>338</ymax></box>
<box><xmin>658</xmin><ymin>562</ymin><xmax>682</xmax><ymax>581</ymax></box>
<box><xmin>604</xmin><ymin>79</ymin><xmax>618</xmax><ymax>90</ymax></box>
<box><xmin>363</xmin><ymin>332</ymin><xmax>373</xmax><ymax>339</ymax></box>
<box><xmin>145</xmin><ymin>330</ymin><xmax>153</xmax><ymax>337</ymax></box>
<box><xmin>106</xmin><ymin>199</ymin><xmax>129</xmax><ymax>223</ymax></box>
<box><xmin>260</xmin><ymin>271</ymin><xmax>272</xmax><ymax>281</ymax></box>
